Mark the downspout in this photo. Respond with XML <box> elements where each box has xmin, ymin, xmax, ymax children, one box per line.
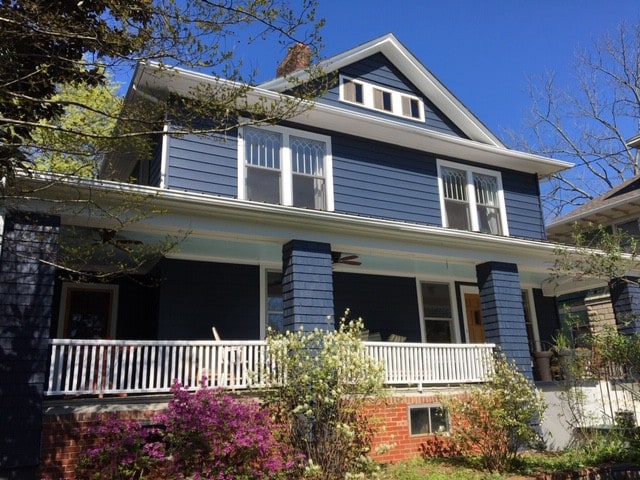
<box><xmin>160</xmin><ymin>120</ymin><xmax>170</xmax><ymax>189</ymax></box>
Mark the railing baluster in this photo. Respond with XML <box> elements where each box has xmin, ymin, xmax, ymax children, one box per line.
<box><xmin>45</xmin><ymin>339</ymin><xmax>496</xmax><ymax>396</ymax></box>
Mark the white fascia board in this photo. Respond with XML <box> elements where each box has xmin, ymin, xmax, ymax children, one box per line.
<box><xmin>134</xmin><ymin>63</ymin><xmax>572</xmax><ymax>177</ymax></box>
<box><xmin>296</xmin><ymin>103</ymin><xmax>572</xmax><ymax>177</ymax></box>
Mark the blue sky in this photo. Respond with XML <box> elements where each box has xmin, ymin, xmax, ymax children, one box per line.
<box><xmin>263</xmin><ymin>1</ymin><xmax>640</xmax><ymax>142</ymax></box>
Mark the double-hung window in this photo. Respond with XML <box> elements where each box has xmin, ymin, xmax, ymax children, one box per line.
<box><xmin>437</xmin><ymin>160</ymin><xmax>508</xmax><ymax>236</ymax></box>
<box><xmin>239</xmin><ymin>125</ymin><xmax>333</xmax><ymax>211</ymax></box>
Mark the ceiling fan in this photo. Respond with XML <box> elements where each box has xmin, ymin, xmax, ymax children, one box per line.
<box><xmin>96</xmin><ymin>229</ymin><xmax>143</xmax><ymax>249</ymax></box>
<box><xmin>331</xmin><ymin>251</ymin><xmax>361</xmax><ymax>266</ymax></box>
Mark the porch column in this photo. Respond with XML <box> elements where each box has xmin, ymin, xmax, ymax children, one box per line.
<box><xmin>476</xmin><ymin>261</ymin><xmax>533</xmax><ymax>379</ymax></box>
<box><xmin>282</xmin><ymin>240</ymin><xmax>334</xmax><ymax>332</ymax></box>
<box><xmin>0</xmin><ymin>213</ymin><xmax>59</xmax><ymax>480</ymax></box>
<box><xmin>608</xmin><ymin>278</ymin><xmax>640</xmax><ymax>334</ymax></box>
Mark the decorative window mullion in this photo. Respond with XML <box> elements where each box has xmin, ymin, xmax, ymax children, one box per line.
<box><xmin>281</xmin><ymin>134</ymin><xmax>293</xmax><ymax>206</ymax></box>
<box><xmin>467</xmin><ymin>170</ymin><xmax>479</xmax><ymax>231</ymax></box>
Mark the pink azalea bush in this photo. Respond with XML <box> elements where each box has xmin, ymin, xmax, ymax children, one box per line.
<box><xmin>77</xmin><ymin>380</ymin><xmax>301</xmax><ymax>480</ymax></box>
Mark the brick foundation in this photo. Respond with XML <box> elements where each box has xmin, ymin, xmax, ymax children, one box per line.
<box><xmin>367</xmin><ymin>392</ymin><xmax>449</xmax><ymax>463</ymax></box>
<box><xmin>39</xmin><ymin>402</ymin><xmax>164</xmax><ymax>480</ymax></box>
<box><xmin>39</xmin><ymin>390</ymin><xmax>462</xmax><ymax>478</ymax></box>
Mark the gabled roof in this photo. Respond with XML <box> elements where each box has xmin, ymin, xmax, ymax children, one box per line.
<box><xmin>260</xmin><ymin>33</ymin><xmax>503</xmax><ymax>147</ymax></box>
<box><xmin>547</xmin><ymin>173</ymin><xmax>640</xmax><ymax>242</ymax></box>
<box><xmin>109</xmin><ymin>34</ymin><xmax>572</xmax><ymax>180</ymax></box>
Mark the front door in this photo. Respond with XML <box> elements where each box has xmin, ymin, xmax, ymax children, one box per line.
<box><xmin>464</xmin><ymin>293</ymin><xmax>485</xmax><ymax>343</ymax></box>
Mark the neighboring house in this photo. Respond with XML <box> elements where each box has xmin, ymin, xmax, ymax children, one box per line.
<box><xmin>5</xmin><ymin>34</ymin><xmax>640</xmax><ymax>478</ymax></box>
<box><xmin>546</xmin><ymin>173</ymin><xmax>640</xmax><ymax>334</ymax></box>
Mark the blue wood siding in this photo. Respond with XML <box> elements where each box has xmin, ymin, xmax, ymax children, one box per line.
<box><xmin>319</xmin><ymin>53</ymin><xmax>466</xmax><ymax>138</ymax></box>
<box><xmin>333</xmin><ymin>272</ymin><xmax>422</xmax><ymax>342</ymax></box>
<box><xmin>0</xmin><ymin>213</ymin><xmax>60</xmax><ymax>476</ymax></box>
<box><xmin>502</xmin><ymin>170</ymin><xmax>546</xmax><ymax>240</ymax></box>
<box><xmin>282</xmin><ymin>240</ymin><xmax>334</xmax><ymax>331</ymax></box>
<box><xmin>156</xmin><ymin>259</ymin><xmax>260</xmax><ymax>340</ymax></box>
<box><xmin>476</xmin><ymin>262</ymin><xmax>532</xmax><ymax>378</ymax></box>
<box><xmin>332</xmin><ymin>133</ymin><xmax>442</xmax><ymax>225</ymax></box>
<box><xmin>166</xmin><ymin>130</ymin><xmax>238</xmax><ymax>196</ymax></box>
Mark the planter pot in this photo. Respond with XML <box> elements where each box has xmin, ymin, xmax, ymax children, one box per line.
<box><xmin>534</xmin><ymin>350</ymin><xmax>554</xmax><ymax>381</ymax></box>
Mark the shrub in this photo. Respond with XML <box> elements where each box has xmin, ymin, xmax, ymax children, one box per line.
<box><xmin>76</xmin><ymin>416</ymin><xmax>163</xmax><ymax>479</ymax></box>
<box><xmin>419</xmin><ymin>434</ymin><xmax>463</xmax><ymax>459</ymax></box>
<box><xmin>77</xmin><ymin>381</ymin><xmax>300</xmax><ymax>480</ymax></box>
<box><xmin>441</xmin><ymin>353</ymin><xmax>546</xmax><ymax>472</ymax></box>
<box><xmin>265</xmin><ymin>315</ymin><xmax>386</xmax><ymax>480</ymax></box>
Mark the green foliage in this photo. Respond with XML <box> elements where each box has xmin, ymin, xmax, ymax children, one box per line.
<box><xmin>552</xmin><ymin>223</ymin><xmax>640</xmax><ymax>284</ymax></box>
<box><xmin>1</xmin><ymin>0</ymin><xmax>325</xmax><ymax>177</ymax></box>
<box><xmin>30</xmin><ymin>78</ymin><xmax>127</xmax><ymax>177</ymax></box>
<box><xmin>441</xmin><ymin>353</ymin><xmax>546</xmax><ymax>472</ymax></box>
<box><xmin>265</xmin><ymin>315</ymin><xmax>386</xmax><ymax>480</ymax></box>
<box><xmin>0</xmin><ymin>0</ymin><xmax>153</xmax><ymax>173</ymax></box>
<box><xmin>591</xmin><ymin>325</ymin><xmax>640</xmax><ymax>380</ymax></box>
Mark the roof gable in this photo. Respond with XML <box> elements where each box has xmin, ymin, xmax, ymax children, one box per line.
<box><xmin>320</xmin><ymin>52</ymin><xmax>466</xmax><ymax>138</ymax></box>
<box><xmin>260</xmin><ymin>33</ymin><xmax>503</xmax><ymax>146</ymax></box>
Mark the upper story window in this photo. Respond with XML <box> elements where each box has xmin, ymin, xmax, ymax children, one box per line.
<box><xmin>437</xmin><ymin>159</ymin><xmax>509</xmax><ymax>236</ymax></box>
<box><xmin>238</xmin><ymin>125</ymin><xmax>334</xmax><ymax>211</ymax></box>
<box><xmin>339</xmin><ymin>75</ymin><xmax>425</xmax><ymax>122</ymax></box>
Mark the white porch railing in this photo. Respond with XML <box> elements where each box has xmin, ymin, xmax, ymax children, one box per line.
<box><xmin>45</xmin><ymin>339</ymin><xmax>495</xmax><ymax>396</ymax></box>
<box><xmin>364</xmin><ymin>342</ymin><xmax>495</xmax><ymax>385</ymax></box>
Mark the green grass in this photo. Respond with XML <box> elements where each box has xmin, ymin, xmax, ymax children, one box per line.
<box><xmin>367</xmin><ymin>437</ymin><xmax>640</xmax><ymax>480</ymax></box>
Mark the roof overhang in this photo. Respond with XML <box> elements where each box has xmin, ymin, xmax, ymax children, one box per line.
<box><xmin>129</xmin><ymin>62</ymin><xmax>572</xmax><ymax>178</ymax></box>
<box><xmin>547</xmin><ymin>192</ymin><xmax>640</xmax><ymax>242</ymax></box>
<box><xmin>16</xmin><ymin>174</ymin><xmax>563</xmax><ymax>270</ymax></box>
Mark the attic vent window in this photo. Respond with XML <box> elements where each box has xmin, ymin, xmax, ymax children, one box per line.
<box><xmin>343</xmin><ymin>79</ymin><xmax>364</xmax><ymax>104</ymax></box>
<box><xmin>339</xmin><ymin>75</ymin><xmax>425</xmax><ymax>122</ymax></box>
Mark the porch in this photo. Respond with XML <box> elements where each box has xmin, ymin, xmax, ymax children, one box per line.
<box><xmin>46</xmin><ymin>339</ymin><xmax>496</xmax><ymax>396</ymax></box>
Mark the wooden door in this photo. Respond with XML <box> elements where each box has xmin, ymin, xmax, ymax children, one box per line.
<box><xmin>464</xmin><ymin>293</ymin><xmax>485</xmax><ymax>343</ymax></box>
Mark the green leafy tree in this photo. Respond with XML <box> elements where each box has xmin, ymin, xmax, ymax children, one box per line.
<box><xmin>30</xmin><ymin>78</ymin><xmax>125</xmax><ymax>177</ymax></box>
<box><xmin>0</xmin><ymin>0</ymin><xmax>325</xmax><ymax>177</ymax></box>
<box><xmin>1</xmin><ymin>0</ymin><xmax>325</xmax><ymax>281</ymax></box>
<box><xmin>265</xmin><ymin>316</ymin><xmax>386</xmax><ymax>480</ymax></box>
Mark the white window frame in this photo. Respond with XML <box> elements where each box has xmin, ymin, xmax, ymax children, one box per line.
<box><xmin>339</xmin><ymin>75</ymin><xmax>425</xmax><ymax>122</ymax></box>
<box><xmin>416</xmin><ymin>279</ymin><xmax>461</xmax><ymax>344</ymax></box>
<box><xmin>408</xmin><ymin>404</ymin><xmax>449</xmax><ymax>436</ymax></box>
<box><xmin>238</xmin><ymin>124</ymin><xmax>334</xmax><ymax>211</ymax></box>
<box><xmin>57</xmin><ymin>282</ymin><xmax>119</xmax><ymax>338</ymax></box>
<box><xmin>437</xmin><ymin>159</ymin><xmax>509</xmax><ymax>236</ymax></box>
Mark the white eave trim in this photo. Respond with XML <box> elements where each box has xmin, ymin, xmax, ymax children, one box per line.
<box><xmin>25</xmin><ymin>174</ymin><xmax>562</xmax><ymax>261</ymax></box>
<box><xmin>133</xmin><ymin>62</ymin><xmax>572</xmax><ymax>177</ymax></box>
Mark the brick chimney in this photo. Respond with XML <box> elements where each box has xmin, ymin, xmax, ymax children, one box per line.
<box><xmin>276</xmin><ymin>43</ymin><xmax>311</xmax><ymax>77</ymax></box>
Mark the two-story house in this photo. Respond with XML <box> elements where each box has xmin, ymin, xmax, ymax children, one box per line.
<box><xmin>5</xmin><ymin>34</ymin><xmax>630</xmax><ymax>478</ymax></box>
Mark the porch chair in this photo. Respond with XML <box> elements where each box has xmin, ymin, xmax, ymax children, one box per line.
<box><xmin>209</xmin><ymin>326</ymin><xmax>246</xmax><ymax>389</ymax></box>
